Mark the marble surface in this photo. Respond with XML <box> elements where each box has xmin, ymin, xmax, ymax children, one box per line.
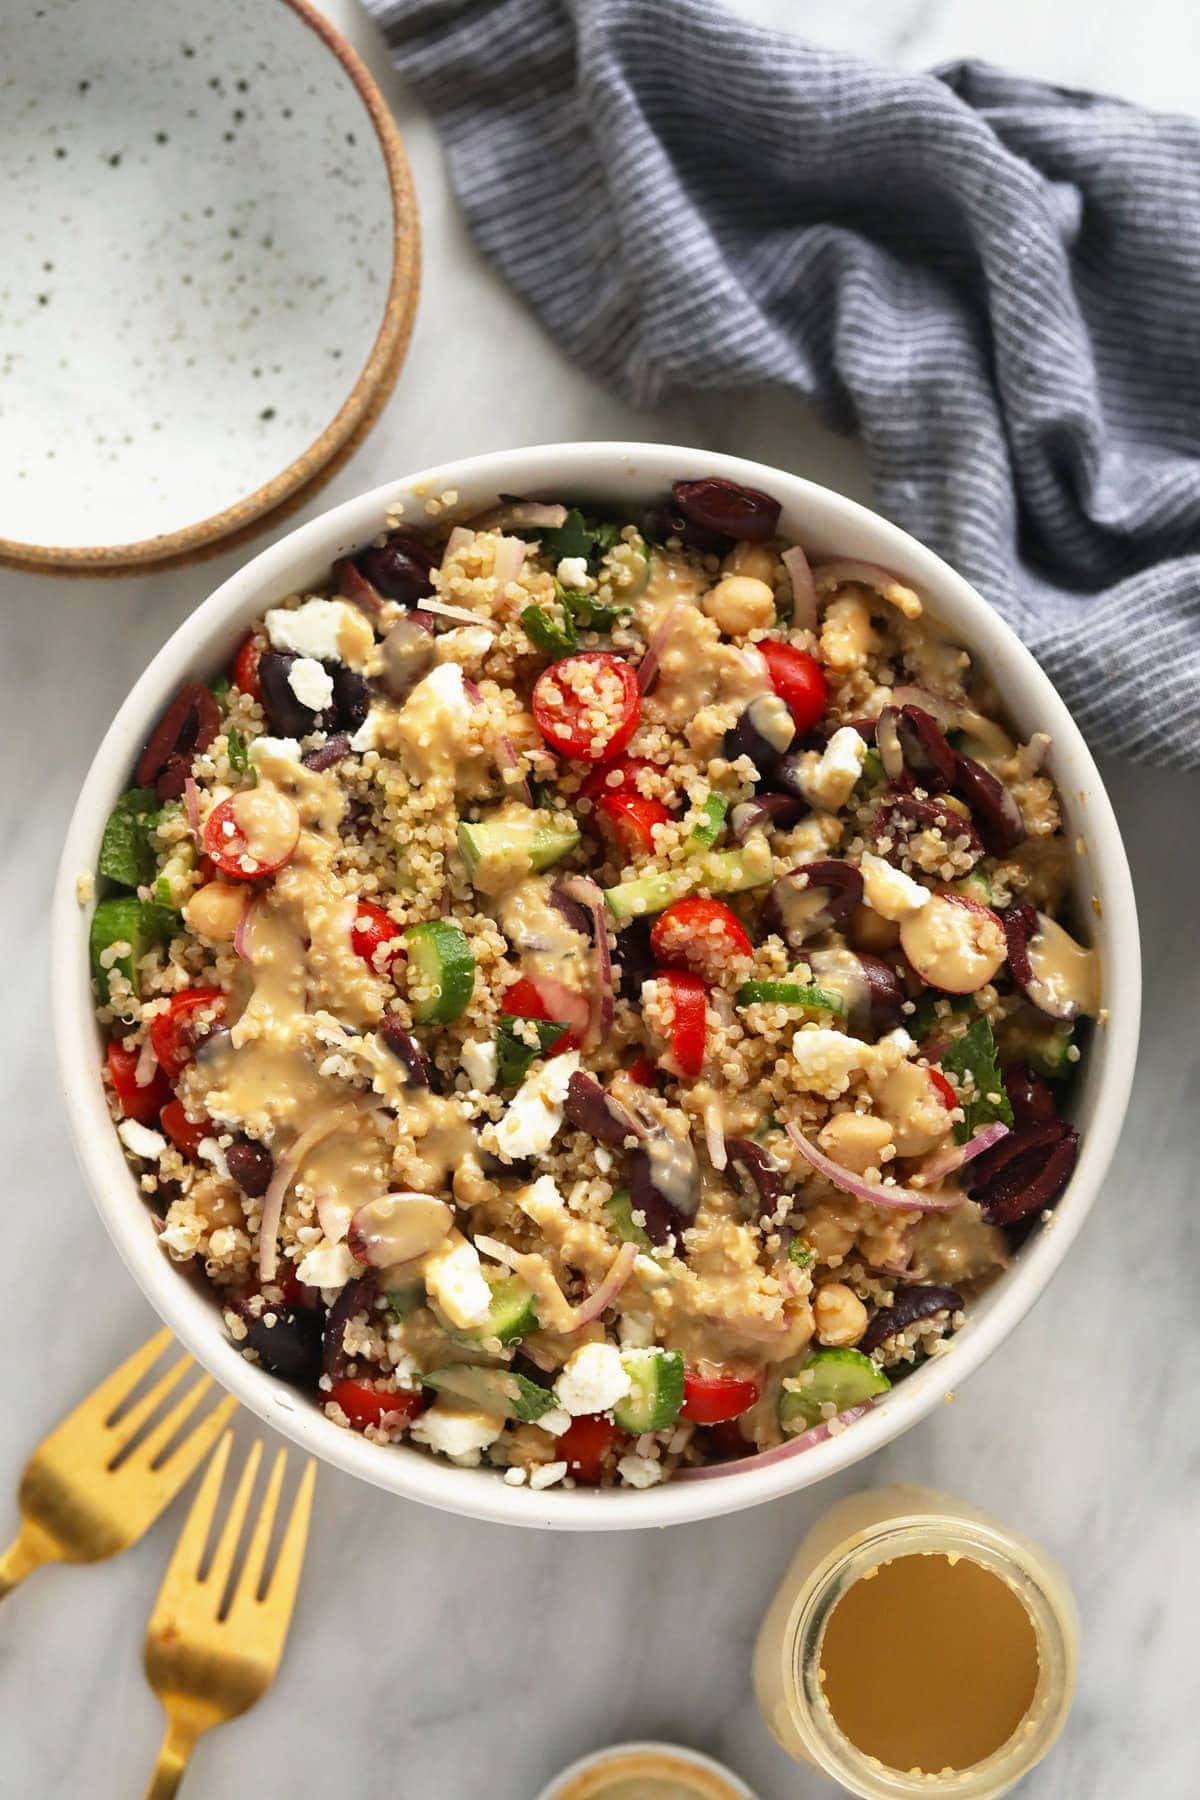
<box><xmin>1</xmin><ymin>3</ymin><xmax>1197</xmax><ymax>1796</ymax></box>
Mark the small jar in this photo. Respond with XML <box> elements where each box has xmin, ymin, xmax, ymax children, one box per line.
<box><xmin>754</xmin><ymin>1485</ymin><xmax>1077</xmax><ymax>1799</ymax></box>
<box><xmin>535</xmin><ymin>1741</ymin><xmax>754</xmax><ymax>1800</ymax></box>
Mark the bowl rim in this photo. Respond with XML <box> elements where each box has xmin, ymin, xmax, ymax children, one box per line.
<box><xmin>51</xmin><ymin>440</ymin><xmax>1141</xmax><ymax>1530</ymax></box>
<box><xmin>0</xmin><ymin>0</ymin><xmax>421</xmax><ymax>579</ymax></box>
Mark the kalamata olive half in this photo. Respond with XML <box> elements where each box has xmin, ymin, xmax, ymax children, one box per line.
<box><xmin>322</xmin><ymin>1273</ymin><xmax>378</xmax><ymax>1381</ymax></box>
<box><xmin>672</xmin><ymin>477</ymin><xmax>782</xmax><ymax>543</ymax></box>
<box><xmin>627</xmin><ymin>1134</ymin><xmax>700</xmax><ymax>1245</ymax></box>
<box><xmin>723</xmin><ymin>693</ymin><xmax>796</xmax><ymax>780</ymax></box>
<box><xmin>378</xmin><ymin>613</ymin><xmax>436</xmax><ymax>702</ymax></box>
<box><xmin>759</xmin><ymin>860</ymin><xmax>864</xmax><ymax>949</ymax></box>
<box><xmin>730</xmin><ymin>793</ymin><xmax>807</xmax><ymax>842</ymax></box>
<box><xmin>258</xmin><ymin>651</ymin><xmax>323</xmax><ymax>738</ymax></box>
<box><xmin>331</xmin><ymin>666</ymin><xmax>369</xmax><ymax>732</ymax></box>
<box><xmin>967</xmin><ymin>1119</ymin><xmax>1078</xmax><ymax>1226</ymax></box>
<box><xmin>565</xmin><ymin>1071</ymin><xmax>646</xmax><ymax>1146</ymax></box>
<box><xmin>302</xmin><ymin>733</ymin><xmax>352</xmax><ymax>772</ymax></box>
<box><xmin>379</xmin><ymin>1017</ymin><xmax>432</xmax><ymax>1087</ymax></box>
<box><xmin>808</xmin><ymin>948</ymin><xmax>906</xmax><ymax>1038</ymax></box>
<box><xmin>614</xmin><ymin>918</ymin><xmax>657</xmax><ymax>994</ymax></box>
<box><xmin>243</xmin><ymin>1303</ymin><xmax>324</xmax><ymax>1386</ymax></box>
<box><xmin>725</xmin><ymin>1137</ymin><xmax>786</xmax><ymax>1217</ymax></box>
<box><xmin>953</xmin><ymin>754</ymin><xmax>1025</xmax><ymax>855</ymax></box>
<box><xmin>226</xmin><ymin>1139</ymin><xmax>273</xmax><ymax>1198</ymax></box>
<box><xmin>874</xmin><ymin>793</ymin><xmax>984</xmax><ymax>865</ymax></box>
<box><xmin>894</xmin><ymin>705</ymin><xmax>958</xmax><ymax>787</ymax></box>
<box><xmin>353</xmin><ymin>529</ymin><xmax>436</xmax><ymax>604</ymax></box>
<box><xmin>1005</xmin><ymin>1062</ymin><xmax>1057</xmax><ymax>1127</ymax></box>
<box><xmin>136</xmin><ymin>682</ymin><xmax>222</xmax><ymax>800</ymax></box>
<box><xmin>1003</xmin><ymin>904</ymin><xmax>1095</xmax><ymax>1022</ymax></box>
<box><xmin>859</xmin><ymin>1285</ymin><xmax>964</xmax><ymax>1355</ymax></box>
<box><xmin>643</xmin><ymin>502</ymin><xmax>730</xmax><ymax>556</ymax></box>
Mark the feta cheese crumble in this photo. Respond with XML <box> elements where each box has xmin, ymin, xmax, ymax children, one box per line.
<box><xmin>554</xmin><ymin>1342</ymin><xmax>631</xmax><ymax>1417</ymax></box>
<box><xmin>287</xmin><ymin>656</ymin><xmax>334</xmax><ymax>713</ymax></box>
<box><xmin>484</xmin><ymin>1050</ymin><xmax>579</xmax><ymax>1163</ymax></box>
<box><xmin>411</xmin><ymin>1403</ymin><xmax>504</xmax><ymax>1467</ymax></box>
<box><xmin>423</xmin><ymin>1233</ymin><xmax>492</xmax><ymax>1330</ymax></box>
<box><xmin>117</xmin><ymin>1119</ymin><xmax>166</xmax><ymax>1159</ymax></box>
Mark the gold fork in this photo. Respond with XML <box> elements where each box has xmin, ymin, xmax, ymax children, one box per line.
<box><xmin>143</xmin><ymin>1430</ymin><xmax>316</xmax><ymax>1799</ymax></box>
<box><xmin>0</xmin><ymin>1329</ymin><xmax>237</xmax><ymax>1600</ymax></box>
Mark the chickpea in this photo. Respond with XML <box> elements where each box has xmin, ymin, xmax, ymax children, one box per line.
<box><xmin>703</xmin><ymin>575</ymin><xmax>777</xmax><ymax>637</ymax></box>
<box><xmin>814</xmin><ymin>1282</ymin><xmax>869</xmax><ymax>1347</ymax></box>
<box><xmin>818</xmin><ymin>1111</ymin><xmax>894</xmax><ymax>1175</ymax></box>
<box><xmin>721</xmin><ymin>541</ymin><xmax>781</xmax><ymax>586</ymax></box>
<box><xmin>185</xmin><ymin>880</ymin><xmax>246</xmax><ymax>942</ymax></box>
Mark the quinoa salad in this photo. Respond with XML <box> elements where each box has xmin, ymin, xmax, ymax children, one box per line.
<box><xmin>88</xmin><ymin>475</ymin><xmax>1101</xmax><ymax>1491</ymax></box>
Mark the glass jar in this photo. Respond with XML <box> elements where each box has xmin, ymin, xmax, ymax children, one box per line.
<box><xmin>753</xmin><ymin>1485</ymin><xmax>1078</xmax><ymax>1799</ymax></box>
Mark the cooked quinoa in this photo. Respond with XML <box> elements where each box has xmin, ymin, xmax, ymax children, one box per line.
<box><xmin>89</xmin><ymin>475</ymin><xmax>1100</xmax><ymax>1489</ymax></box>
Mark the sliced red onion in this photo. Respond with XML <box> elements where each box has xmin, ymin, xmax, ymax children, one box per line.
<box><xmin>441</xmin><ymin>525</ymin><xmax>472</xmax><ymax>562</ymax></box>
<box><xmin>569</xmin><ymin>1239</ymin><xmax>639</xmax><ymax>1326</ymax></box>
<box><xmin>811</xmin><ymin>558</ymin><xmax>922</xmax><ymax>617</ymax></box>
<box><xmin>556</xmin><ymin>876</ymin><xmax>614</xmax><ymax>1042</ymax></box>
<box><xmin>233</xmin><ymin>894</ymin><xmax>258</xmax><ymax>962</ymax></box>
<box><xmin>638</xmin><ymin>601</ymin><xmax>683</xmax><ymax>694</ymax></box>
<box><xmin>466</xmin><ymin>500</ymin><xmax>567</xmax><ymax>532</ymax></box>
<box><xmin>462</xmin><ymin>676</ymin><xmax>483</xmax><ymax>705</ymax></box>
<box><xmin>1016</xmin><ymin>732</ymin><xmax>1052</xmax><ymax>778</ymax></box>
<box><xmin>421</xmin><ymin>598</ymin><xmax>498</xmax><ymax>628</ymax></box>
<box><xmin>495</xmin><ymin>731</ymin><xmax>533</xmax><ymax>805</ymax></box>
<box><xmin>522</xmin><ymin>972</ymin><xmax>591</xmax><ymax>1044</ymax></box>
<box><xmin>258</xmin><ymin>1101</ymin><xmax>363</xmax><ymax>1283</ymax></box>
<box><xmin>783</xmin><ymin>544</ymin><xmax>817</xmax><ymax>631</ymax></box>
<box><xmin>786</xmin><ymin>1122</ymin><xmax>964</xmax><ymax>1214</ymax></box>
<box><xmin>675</xmin><ymin>1404</ymin><xmax>872</xmax><ymax>1479</ymax></box>
<box><xmin>183</xmin><ymin>775</ymin><xmax>201</xmax><ymax>837</ymax></box>
<box><xmin>490</xmin><ymin>535</ymin><xmax>526</xmax><ymax>590</ymax></box>
<box><xmin>918</xmin><ymin>1121</ymin><xmax>1010</xmax><ymax>1184</ymax></box>
<box><xmin>887</xmin><ymin>684</ymin><xmax>961</xmax><ymax>731</ymax></box>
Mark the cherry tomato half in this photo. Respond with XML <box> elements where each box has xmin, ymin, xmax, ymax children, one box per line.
<box><xmin>759</xmin><ymin>640</ymin><xmax>827</xmax><ymax>735</ymax></box>
<box><xmin>351</xmin><ymin>900</ymin><xmax>405</xmax><ymax>978</ymax></box>
<box><xmin>580</xmin><ymin>757</ymin><xmax>659</xmax><ymax>802</ymax></box>
<box><xmin>230</xmin><ymin>632</ymin><xmax>263</xmax><ymax>703</ymax></box>
<box><xmin>106</xmin><ymin>1039</ymin><xmax>171</xmax><ymax>1125</ymax></box>
<box><xmin>681</xmin><ymin>1370</ymin><xmax>761</xmax><ymax>1426</ymax></box>
<box><xmin>658</xmin><ymin>969</ymin><xmax>707</xmax><ymax>1079</ymax></box>
<box><xmin>150</xmin><ymin>989</ymin><xmax>227</xmax><ymax>1079</ymax></box>
<box><xmin>203</xmin><ymin>791</ymin><xmax>299</xmax><ymax>881</ymax></box>
<box><xmin>556</xmin><ymin>1413</ymin><xmax>617</xmax><ymax>1485</ymax></box>
<box><xmin>532</xmin><ymin>652</ymin><xmax>641</xmax><ymax>763</ymax></box>
<box><xmin>330</xmin><ymin>1379</ymin><xmax>426</xmax><ymax>1432</ymax></box>
<box><xmin>500</xmin><ymin>976</ymin><xmax>580</xmax><ymax>1052</ymax></box>
<box><xmin>160</xmin><ymin>1098</ymin><xmax>211</xmax><ymax>1161</ymax></box>
<box><xmin>650</xmin><ymin>897</ymin><xmax>752</xmax><ymax>983</ymax></box>
<box><xmin>927</xmin><ymin>1066</ymin><xmax>958</xmax><ymax>1111</ymax></box>
<box><xmin>594</xmin><ymin>792</ymin><xmax>671</xmax><ymax>859</ymax></box>
<box><xmin>626</xmin><ymin>1055</ymin><xmax>658</xmax><ymax>1088</ymax></box>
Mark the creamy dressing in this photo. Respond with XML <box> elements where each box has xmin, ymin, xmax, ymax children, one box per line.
<box><xmin>500</xmin><ymin>877</ymin><xmax>589</xmax><ymax>995</ymax></box>
<box><xmin>1028</xmin><ymin>915</ymin><xmax>1101</xmax><ymax>1017</ymax></box>
<box><xmin>637</xmin><ymin>552</ymin><xmax>771</xmax><ymax>728</ymax></box>
<box><xmin>820</xmin><ymin>1554</ymin><xmax>1040</xmax><ymax>1773</ymax></box>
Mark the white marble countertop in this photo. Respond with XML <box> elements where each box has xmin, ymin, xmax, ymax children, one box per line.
<box><xmin>2</xmin><ymin>3</ymin><xmax>1198</xmax><ymax>1796</ymax></box>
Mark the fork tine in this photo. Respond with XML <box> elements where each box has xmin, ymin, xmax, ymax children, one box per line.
<box><xmin>78</xmin><ymin>1329</ymin><xmax>174</xmax><ymax>1426</ymax></box>
<box><xmin>155</xmin><ymin>1429</ymin><xmax>234</xmax><ymax>1593</ymax></box>
<box><xmin>232</xmin><ymin>1447</ymin><xmax>286</xmax><ymax>1610</ymax></box>
<box><xmin>106</xmin><ymin>1354</ymin><xmax>193</xmax><ymax>1451</ymax></box>
<box><xmin>202</xmin><ymin>1439</ymin><xmax>262</xmax><ymax>1604</ymax></box>
<box><xmin>121</xmin><ymin>1371</ymin><xmax>213</xmax><ymax>1470</ymax></box>
<box><xmin>257</xmin><ymin>1457</ymin><xmax>315</xmax><ymax>1626</ymax></box>
<box><xmin>144</xmin><ymin>1392</ymin><xmax>239</xmax><ymax>1499</ymax></box>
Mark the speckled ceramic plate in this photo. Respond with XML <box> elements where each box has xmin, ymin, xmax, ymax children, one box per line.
<box><xmin>0</xmin><ymin>0</ymin><xmax>418</xmax><ymax>574</ymax></box>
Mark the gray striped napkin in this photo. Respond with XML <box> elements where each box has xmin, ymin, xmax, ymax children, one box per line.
<box><xmin>368</xmin><ymin>0</ymin><xmax>1200</xmax><ymax>769</ymax></box>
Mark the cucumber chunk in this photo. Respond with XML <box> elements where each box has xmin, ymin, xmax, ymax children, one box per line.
<box><xmin>604</xmin><ymin>837</ymin><xmax>772</xmax><ymax>924</ymax></box>
<box><xmin>779</xmin><ymin>1347</ymin><xmax>890</xmax><ymax>1435</ymax></box>
<box><xmin>154</xmin><ymin>839</ymin><xmax>197</xmax><ymax>910</ymax></box>
<box><xmin>687</xmin><ymin>793</ymin><xmax>729</xmax><ymax>852</ymax></box>
<box><xmin>613</xmin><ymin>1348</ymin><xmax>684</xmax><ymax>1433</ymax></box>
<box><xmin>404</xmin><ymin>920</ymin><xmax>475</xmax><ymax>1024</ymax></box>
<box><xmin>454</xmin><ymin>1274</ymin><xmax>537</xmax><ymax>1347</ymax></box>
<box><xmin>737</xmin><ymin>979</ymin><xmax>847</xmax><ymax>1014</ymax></box>
<box><xmin>457</xmin><ymin>803</ymin><xmax>581</xmax><ymax>896</ymax></box>
<box><xmin>90</xmin><ymin>897</ymin><xmax>177</xmax><ymax>1005</ymax></box>
<box><xmin>422</xmin><ymin>1364</ymin><xmax>555</xmax><ymax>1423</ymax></box>
<box><xmin>605</xmin><ymin>1187</ymin><xmax>652</xmax><ymax>1252</ymax></box>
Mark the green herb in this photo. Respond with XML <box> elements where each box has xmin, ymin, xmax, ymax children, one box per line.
<box><xmin>495</xmin><ymin>1015</ymin><xmax>569</xmax><ymax>1087</ymax></box>
<box><xmin>537</xmin><ymin>508</ymin><xmax>623</xmax><ymax>572</ymax></box>
<box><xmin>521</xmin><ymin>602</ymin><xmax>577</xmax><ymax>658</ymax></box>
<box><xmin>558</xmin><ymin>581</ymin><xmax>628</xmax><ymax>634</ymax></box>
<box><xmin>788</xmin><ymin>1239</ymin><xmax>814</xmax><ymax>1269</ymax></box>
<box><xmin>856</xmin><ymin>747</ymin><xmax>885</xmax><ymax>792</ymax></box>
<box><xmin>226</xmin><ymin>725</ymin><xmax>252</xmax><ymax>778</ymax></box>
<box><xmin>909</xmin><ymin>991</ymin><xmax>970</xmax><ymax>1040</ymax></box>
<box><xmin>208</xmin><ymin>674</ymin><xmax>231</xmax><ymax>707</ymax></box>
<box><xmin>98</xmin><ymin>787</ymin><xmax>160</xmax><ymax>890</ymax></box>
<box><xmin>939</xmin><ymin>1016</ymin><xmax>1014</xmax><ymax>1143</ymax></box>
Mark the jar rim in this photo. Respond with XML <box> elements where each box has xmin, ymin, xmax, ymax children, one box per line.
<box><xmin>783</xmin><ymin>1515</ymin><xmax>1077</xmax><ymax>1800</ymax></box>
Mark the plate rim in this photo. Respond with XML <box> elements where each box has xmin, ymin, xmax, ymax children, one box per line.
<box><xmin>0</xmin><ymin>0</ymin><xmax>420</xmax><ymax>577</ymax></box>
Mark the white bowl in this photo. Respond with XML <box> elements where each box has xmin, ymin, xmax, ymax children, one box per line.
<box><xmin>0</xmin><ymin>0</ymin><xmax>419</xmax><ymax>574</ymax></box>
<box><xmin>52</xmin><ymin>443</ymin><xmax>1140</xmax><ymax>1530</ymax></box>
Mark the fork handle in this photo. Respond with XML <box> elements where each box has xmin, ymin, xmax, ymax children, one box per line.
<box><xmin>144</xmin><ymin>1714</ymin><xmax>202</xmax><ymax>1800</ymax></box>
<box><xmin>0</xmin><ymin>1526</ymin><xmax>56</xmax><ymax>1602</ymax></box>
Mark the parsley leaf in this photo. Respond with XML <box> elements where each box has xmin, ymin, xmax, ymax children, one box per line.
<box><xmin>98</xmin><ymin>787</ymin><xmax>160</xmax><ymax>889</ymax></box>
<box><xmin>226</xmin><ymin>725</ymin><xmax>252</xmax><ymax>778</ymax></box>
<box><xmin>559</xmin><ymin>581</ymin><xmax>628</xmax><ymax>634</ymax></box>
<box><xmin>939</xmin><ymin>1016</ymin><xmax>1014</xmax><ymax>1144</ymax></box>
<box><xmin>208</xmin><ymin>674</ymin><xmax>231</xmax><ymax>707</ymax></box>
<box><xmin>537</xmin><ymin>508</ymin><xmax>623</xmax><ymax>572</ymax></box>
<box><xmin>788</xmin><ymin>1239</ymin><xmax>814</xmax><ymax>1268</ymax></box>
<box><xmin>521</xmin><ymin>602</ymin><xmax>577</xmax><ymax>658</ymax></box>
<box><xmin>495</xmin><ymin>1016</ymin><xmax>570</xmax><ymax>1087</ymax></box>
